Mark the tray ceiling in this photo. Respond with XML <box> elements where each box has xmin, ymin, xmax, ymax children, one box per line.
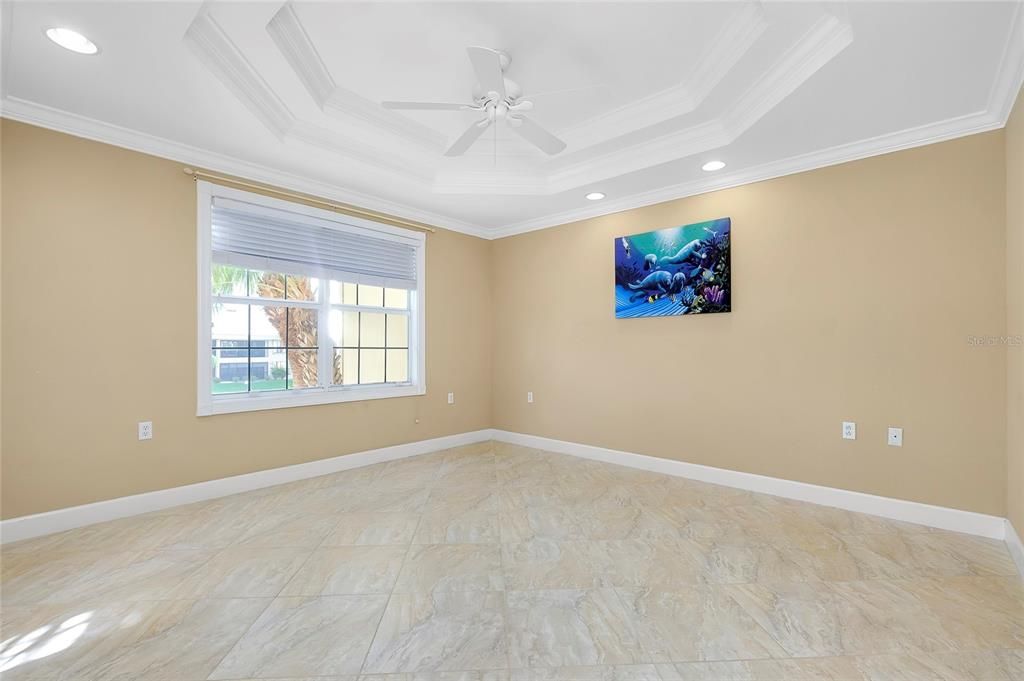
<box><xmin>2</xmin><ymin>1</ymin><xmax>1022</xmax><ymax>237</ymax></box>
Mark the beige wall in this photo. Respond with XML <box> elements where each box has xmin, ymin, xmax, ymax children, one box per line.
<box><xmin>0</xmin><ymin>120</ymin><xmax>493</xmax><ymax>519</ymax></box>
<box><xmin>493</xmin><ymin>131</ymin><xmax>1008</xmax><ymax>516</ymax></box>
<box><xmin>1008</xmin><ymin>87</ymin><xmax>1024</xmax><ymax>534</ymax></box>
<box><xmin>0</xmin><ymin>118</ymin><xmax>1015</xmax><ymax>521</ymax></box>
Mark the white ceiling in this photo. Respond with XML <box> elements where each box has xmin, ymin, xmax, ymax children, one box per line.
<box><xmin>2</xmin><ymin>1</ymin><xmax>1022</xmax><ymax>238</ymax></box>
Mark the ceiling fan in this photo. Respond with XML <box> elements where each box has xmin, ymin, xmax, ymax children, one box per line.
<box><xmin>382</xmin><ymin>46</ymin><xmax>567</xmax><ymax>158</ymax></box>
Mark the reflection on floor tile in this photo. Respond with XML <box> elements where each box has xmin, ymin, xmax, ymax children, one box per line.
<box><xmin>1</xmin><ymin>440</ymin><xmax>1020</xmax><ymax>680</ymax></box>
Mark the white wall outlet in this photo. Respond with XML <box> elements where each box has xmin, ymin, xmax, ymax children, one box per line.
<box><xmin>888</xmin><ymin>427</ymin><xmax>903</xmax><ymax>447</ymax></box>
<box><xmin>527</xmin><ymin>391</ymin><xmax>534</xmax><ymax>403</ymax></box>
<box><xmin>842</xmin><ymin>421</ymin><xmax>856</xmax><ymax>440</ymax></box>
<box><xmin>138</xmin><ymin>421</ymin><xmax>153</xmax><ymax>441</ymax></box>
<box><xmin>447</xmin><ymin>392</ymin><xmax>454</xmax><ymax>405</ymax></box>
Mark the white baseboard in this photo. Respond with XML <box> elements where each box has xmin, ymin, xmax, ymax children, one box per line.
<box><xmin>491</xmin><ymin>430</ymin><xmax>1008</xmax><ymax>541</ymax></box>
<box><xmin>2</xmin><ymin>427</ymin><xmax>1011</xmax><ymax>547</ymax></box>
<box><xmin>0</xmin><ymin>429</ymin><xmax>494</xmax><ymax>544</ymax></box>
<box><xmin>1006</xmin><ymin>520</ymin><xmax>1024</xmax><ymax>579</ymax></box>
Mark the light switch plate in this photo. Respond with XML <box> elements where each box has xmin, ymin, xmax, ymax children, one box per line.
<box><xmin>888</xmin><ymin>427</ymin><xmax>903</xmax><ymax>447</ymax></box>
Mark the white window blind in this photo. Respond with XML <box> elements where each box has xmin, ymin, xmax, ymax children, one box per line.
<box><xmin>211</xmin><ymin>197</ymin><xmax>420</xmax><ymax>290</ymax></box>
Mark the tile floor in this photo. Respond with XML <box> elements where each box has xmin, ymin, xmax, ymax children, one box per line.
<box><xmin>1</xmin><ymin>441</ymin><xmax>1021</xmax><ymax>680</ymax></box>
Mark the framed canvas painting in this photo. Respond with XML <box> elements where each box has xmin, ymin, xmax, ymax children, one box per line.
<box><xmin>614</xmin><ymin>217</ymin><xmax>731</xmax><ymax>318</ymax></box>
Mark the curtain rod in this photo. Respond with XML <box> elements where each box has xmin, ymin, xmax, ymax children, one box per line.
<box><xmin>183</xmin><ymin>167</ymin><xmax>436</xmax><ymax>234</ymax></box>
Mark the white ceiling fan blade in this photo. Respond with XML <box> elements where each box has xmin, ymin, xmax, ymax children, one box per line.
<box><xmin>444</xmin><ymin>119</ymin><xmax>491</xmax><ymax>157</ymax></box>
<box><xmin>382</xmin><ymin>101</ymin><xmax>469</xmax><ymax>111</ymax></box>
<box><xmin>510</xmin><ymin>116</ymin><xmax>567</xmax><ymax>155</ymax></box>
<box><xmin>466</xmin><ymin>46</ymin><xmax>506</xmax><ymax>99</ymax></box>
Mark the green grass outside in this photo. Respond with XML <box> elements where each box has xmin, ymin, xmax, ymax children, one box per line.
<box><xmin>212</xmin><ymin>379</ymin><xmax>288</xmax><ymax>394</ymax></box>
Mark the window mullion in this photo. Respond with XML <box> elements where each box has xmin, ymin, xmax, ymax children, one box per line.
<box><xmin>318</xmin><ymin>281</ymin><xmax>331</xmax><ymax>389</ymax></box>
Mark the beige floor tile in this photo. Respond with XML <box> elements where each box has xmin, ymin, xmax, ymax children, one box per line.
<box><xmin>394</xmin><ymin>544</ymin><xmax>504</xmax><ymax>593</ymax></box>
<box><xmin>153</xmin><ymin>505</ymin><xmax>261</xmax><ymax>549</ymax></box>
<box><xmin>2</xmin><ymin>441</ymin><xmax>1019</xmax><ymax>681</ymax></box>
<box><xmin>342</xmin><ymin>485</ymin><xmax>433</xmax><ymax>513</ymax></box>
<box><xmin>168</xmin><ymin>545</ymin><xmax>311</xmax><ymax>598</ymax></box>
<box><xmin>415</xmin><ymin>510</ymin><xmax>500</xmax><ymax>544</ymax></box>
<box><xmin>236</xmin><ymin>510</ymin><xmax>341</xmax><ymax>547</ymax></box>
<box><xmin>52</xmin><ymin>598</ymin><xmax>268</xmax><ymax>681</ymax></box>
<box><xmin>3</xmin><ymin>548</ymin><xmax>212</xmax><ymax>605</ymax></box>
<box><xmin>426</xmin><ymin>486</ymin><xmax>500</xmax><ymax>513</ymax></box>
<box><xmin>323</xmin><ymin>512</ymin><xmax>422</xmax><ymax>545</ymax></box>
<box><xmin>601</xmin><ymin>538</ymin><xmax>709</xmax><ymax>587</ymax></box>
<box><xmin>502</xmin><ymin>540</ymin><xmax>613</xmax><ymax>590</ymax></box>
<box><xmin>826</xmin><ymin>579</ymin><xmax>967</xmax><ymax>654</ymax></box>
<box><xmin>4</xmin><ymin>512</ymin><xmax>188</xmax><ymax>555</ymax></box>
<box><xmin>360</xmin><ymin>672</ymin><xmax>509</xmax><ymax>681</ymax></box>
<box><xmin>723</xmin><ymin>581</ymin><xmax>845</xmax><ymax>657</ymax></box>
<box><xmin>661</xmin><ymin>649</ymin><xmax>1024</xmax><ymax>681</ymax></box>
<box><xmin>509</xmin><ymin>666</ymin><xmax>666</xmax><ymax>680</ymax></box>
<box><xmin>506</xmin><ymin>588</ymin><xmax>646</xmax><ymax>668</ymax></box>
<box><xmin>363</xmin><ymin>591</ymin><xmax>507</xmax><ymax>673</ymax></box>
<box><xmin>616</xmin><ymin>586</ymin><xmax>787</xmax><ymax>663</ymax></box>
<box><xmin>209</xmin><ymin>595</ymin><xmax>389</xmax><ymax>679</ymax></box>
<box><xmin>0</xmin><ymin>600</ymin><xmax>149</xmax><ymax>680</ymax></box>
<box><xmin>900</xmin><ymin>575</ymin><xmax>1024</xmax><ymax>650</ymax></box>
<box><xmin>281</xmin><ymin>546</ymin><xmax>407</xmax><ymax>595</ymax></box>
<box><xmin>500</xmin><ymin>507</ymin><xmax>589</xmax><ymax>543</ymax></box>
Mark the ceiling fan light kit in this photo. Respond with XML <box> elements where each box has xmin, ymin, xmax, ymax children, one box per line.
<box><xmin>382</xmin><ymin>46</ymin><xmax>567</xmax><ymax>158</ymax></box>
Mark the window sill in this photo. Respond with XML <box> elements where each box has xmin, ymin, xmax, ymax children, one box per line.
<box><xmin>197</xmin><ymin>383</ymin><xmax>425</xmax><ymax>416</ymax></box>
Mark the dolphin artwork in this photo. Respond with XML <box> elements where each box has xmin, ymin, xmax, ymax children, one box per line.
<box><xmin>614</xmin><ymin>217</ymin><xmax>731</xmax><ymax>318</ymax></box>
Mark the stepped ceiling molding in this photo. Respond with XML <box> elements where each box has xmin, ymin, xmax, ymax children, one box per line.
<box><xmin>2</xmin><ymin>1</ymin><xmax>1023</xmax><ymax>238</ymax></box>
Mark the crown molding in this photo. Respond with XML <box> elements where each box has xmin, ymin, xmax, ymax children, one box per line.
<box><xmin>184</xmin><ymin>9</ymin><xmax>294</xmax><ymax>138</ymax></box>
<box><xmin>267</xmin><ymin>3</ymin><xmax>445</xmax><ymax>152</ymax></box>
<box><xmin>0</xmin><ymin>1</ymin><xmax>13</xmax><ymax>101</ymax></box>
<box><xmin>988</xmin><ymin>0</ymin><xmax>1024</xmax><ymax>123</ymax></box>
<box><xmin>488</xmin><ymin>107</ymin><xmax>1003</xmax><ymax>239</ymax></box>
<box><xmin>184</xmin><ymin>5</ymin><xmax>436</xmax><ymax>188</ymax></box>
<box><xmin>0</xmin><ymin>95</ymin><xmax>489</xmax><ymax>238</ymax></box>
<box><xmin>722</xmin><ymin>10</ymin><xmax>853</xmax><ymax>136</ymax></box>
<box><xmin>560</xmin><ymin>1</ymin><xmax>768</xmax><ymax>151</ymax></box>
<box><xmin>434</xmin><ymin>8</ymin><xmax>853</xmax><ymax>197</ymax></box>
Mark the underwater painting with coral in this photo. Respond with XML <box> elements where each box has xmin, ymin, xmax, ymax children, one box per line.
<box><xmin>614</xmin><ymin>217</ymin><xmax>731</xmax><ymax>318</ymax></box>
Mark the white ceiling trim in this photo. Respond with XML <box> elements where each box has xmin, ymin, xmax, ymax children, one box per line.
<box><xmin>560</xmin><ymin>1</ymin><xmax>768</xmax><ymax>151</ymax></box>
<box><xmin>266</xmin><ymin>3</ymin><xmax>446</xmax><ymax>152</ymax></box>
<box><xmin>433</xmin><ymin>9</ymin><xmax>853</xmax><ymax>196</ymax></box>
<box><xmin>184</xmin><ymin>9</ymin><xmax>293</xmax><ymax>139</ymax></box>
<box><xmin>488</xmin><ymin>108</ymin><xmax>1006</xmax><ymax>239</ymax></box>
<box><xmin>990</xmin><ymin>0</ymin><xmax>1024</xmax><ymax>123</ymax></box>
<box><xmin>3</xmin><ymin>2</ymin><xmax>1020</xmax><ymax>241</ymax></box>
<box><xmin>0</xmin><ymin>1</ymin><xmax>13</xmax><ymax>101</ymax></box>
<box><xmin>184</xmin><ymin>8</ymin><xmax>439</xmax><ymax>188</ymax></box>
<box><xmin>0</xmin><ymin>95</ymin><xmax>489</xmax><ymax>238</ymax></box>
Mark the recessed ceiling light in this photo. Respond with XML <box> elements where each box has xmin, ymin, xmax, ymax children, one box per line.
<box><xmin>702</xmin><ymin>160</ymin><xmax>726</xmax><ymax>172</ymax></box>
<box><xmin>585</xmin><ymin>192</ymin><xmax>606</xmax><ymax>201</ymax></box>
<box><xmin>45</xmin><ymin>28</ymin><xmax>99</xmax><ymax>55</ymax></box>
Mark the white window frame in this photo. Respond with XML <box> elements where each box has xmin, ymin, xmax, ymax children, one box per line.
<box><xmin>196</xmin><ymin>181</ymin><xmax>426</xmax><ymax>416</ymax></box>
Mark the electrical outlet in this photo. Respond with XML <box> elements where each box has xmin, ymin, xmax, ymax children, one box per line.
<box><xmin>888</xmin><ymin>427</ymin><xmax>903</xmax><ymax>447</ymax></box>
<box><xmin>842</xmin><ymin>421</ymin><xmax>856</xmax><ymax>440</ymax></box>
<box><xmin>447</xmin><ymin>392</ymin><xmax>454</xmax><ymax>405</ymax></box>
<box><xmin>138</xmin><ymin>421</ymin><xmax>153</xmax><ymax>441</ymax></box>
<box><xmin>527</xmin><ymin>391</ymin><xmax>534</xmax><ymax>403</ymax></box>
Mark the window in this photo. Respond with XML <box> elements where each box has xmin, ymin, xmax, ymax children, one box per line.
<box><xmin>197</xmin><ymin>182</ymin><xmax>425</xmax><ymax>415</ymax></box>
